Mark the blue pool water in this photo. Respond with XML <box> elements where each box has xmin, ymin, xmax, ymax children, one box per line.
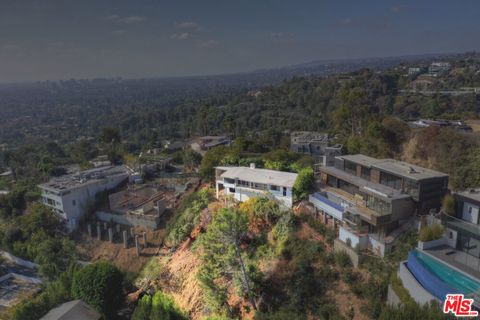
<box><xmin>408</xmin><ymin>249</ymin><xmax>480</xmax><ymax>299</ymax></box>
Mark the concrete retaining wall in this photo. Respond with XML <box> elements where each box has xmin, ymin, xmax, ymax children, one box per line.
<box><xmin>398</xmin><ymin>261</ymin><xmax>438</xmax><ymax>305</ymax></box>
<box><xmin>334</xmin><ymin>238</ymin><xmax>360</xmax><ymax>267</ymax></box>
<box><xmin>417</xmin><ymin>237</ymin><xmax>447</xmax><ymax>250</ymax></box>
<box><xmin>387</xmin><ymin>284</ymin><xmax>402</xmax><ymax>306</ymax></box>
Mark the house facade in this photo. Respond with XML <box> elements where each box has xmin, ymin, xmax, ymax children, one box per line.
<box><xmin>215</xmin><ymin>164</ymin><xmax>297</xmax><ymax>208</ymax></box>
<box><xmin>310</xmin><ymin>154</ymin><xmax>448</xmax><ymax>256</ymax></box>
<box><xmin>39</xmin><ymin>166</ymin><xmax>131</xmax><ymax>232</ymax></box>
<box><xmin>290</xmin><ymin>131</ymin><xmax>343</xmax><ymax>164</ymax></box>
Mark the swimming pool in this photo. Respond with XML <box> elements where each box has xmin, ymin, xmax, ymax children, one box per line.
<box><xmin>408</xmin><ymin>249</ymin><xmax>480</xmax><ymax>300</ymax></box>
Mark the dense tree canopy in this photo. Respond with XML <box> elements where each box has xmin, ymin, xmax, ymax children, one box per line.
<box><xmin>71</xmin><ymin>261</ymin><xmax>124</xmax><ymax>319</ymax></box>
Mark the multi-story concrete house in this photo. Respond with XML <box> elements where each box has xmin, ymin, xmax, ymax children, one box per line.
<box><xmin>290</xmin><ymin>131</ymin><xmax>343</xmax><ymax>165</ymax></box>
<box><xmin>215</xmin><ymin>164</ymin><xmax>297</xmax><ymax>208</ymax></box>
<box><xmin>309</xmin><ymin>154</ymin><xmax>448</xmax><ymax>257</ymax></box>
<box><xmin>39</xmin><ymin>166</ymin><xmax>131</xmax><ymax>232</ymax></box>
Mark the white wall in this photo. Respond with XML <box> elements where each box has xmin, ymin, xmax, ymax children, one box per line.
<box><xmin>462</xmin><ymin>201</ymin><xmax>479</xmax><ymax>224</ymax></box>
<box><xmin>445</xmin><ymin>228</ymin><xmax>458</xmax><ymax>248</ymax></box>
<box><xmin>339</xmin><ymin>227</ymin><xmax>368</xmax><ymax>250</ymax></box>
<box><xmin>42</xmin><ymin>173</ymin><xmax>128</xmax><ymax>232</ymax></box>
<box><xmin>369</xmin><ymin>236</ymin><xmax>386</xmax><ymax>257</ymax></box>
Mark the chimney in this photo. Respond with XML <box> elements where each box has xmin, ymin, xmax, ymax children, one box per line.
<box><xmin>250</xmin><ymin>163</ymin><xmax>256</xmax><ymax>169</ymax></box>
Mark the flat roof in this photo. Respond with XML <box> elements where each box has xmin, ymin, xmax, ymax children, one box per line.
<box><xmin>455</xmin><ymin>189</ymin><xmax>480</xmax><ymax>203</ymax></box>
<box><xmin>216</xmin><ymin>166</ymin><xmax>298</xmax><ymax>188</ymax></box>
<box><xmin>319</xmin><ymin>166</ymin><xmax>411</xmax><ymax>201</ymax></box>
<box><xmin>291</xmin><ymin>131</ymin><xmax>329</xmax><ymax>142</ymax></box>
<box><xmin>339</xmin><ymin>154</ymin><xmax>380</xmax><ymax>167</ymax></box>
<box><xmin>339</xmin><ymin>154</ymin><xmax>448</xmax><ymax>181</ymax></box>
<box><xmin>39</xmin><ymin>165</ymin><xmax>130</xmax><ymax>192</ymax></box>
<box><xmin>40</xmin><ymin>300</ymin><xmax>101</xmax><ymax>320</ymax></box>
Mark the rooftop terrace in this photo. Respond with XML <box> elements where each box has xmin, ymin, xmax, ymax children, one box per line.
<box><xmin>39</xmin><ymin>165</ymin><xmax>130</xmax><ymax>192</ymax></box>
<box><xmin>216</xmin><ymin>166</ymin><xmax>298</xmax><ymax>188</ymax></box>
<box><xmin>339</xmin><ymin>154</ymin><xmax>448</xmax><ymax>181</ymax></box>
<box><xmin>455</xmin><ymin>188</ymin><xmax>480</xmax><ymax>203</ymax></box>
<box><xmin>291</xmin><ymin>131</ymin><xmax>330</xmax><ymax>143</ymax></box>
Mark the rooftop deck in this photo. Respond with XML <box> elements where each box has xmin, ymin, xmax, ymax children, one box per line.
<box><xmin>40</xmin><ymin>165</ymin><xmax>130</xmax><ymax>192</ymax></box>
<box><xmin>424</xmin><ymin>245</ymin><xmax>480</xmax><ymax>280</ymax></box>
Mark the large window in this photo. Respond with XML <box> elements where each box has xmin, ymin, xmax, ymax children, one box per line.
<box><xmin>344</xmin><ymin>161</ymin><xmax>357</xmax><ymax>175</ymax></box>
<box><xmin>338</xmin><ymin>179</ymin><xmax>360</xmax><ymax>195</ymax></box>
<box><xmin>360</xmin><ymin>166</ymin><xmax>371</xmax><ymax>180</ymax></box>
<box><xmin>403</xmin><ymin>179</ymin><xmax>419</xmax><ymax>198</ymax></box>
<box><xmin>365</xmin><ymin>195</ymin><xmax>391</xmax><ymax>215</ymax></box>
<box><xmin>380</xmin><ymin>172</ymin><xmax>402</xmax><ymax>190</ymax></box>
<box><xmin>326</xmin><ymin>175</ymin><xmax>337</xmax><ymax>188</ymax></box>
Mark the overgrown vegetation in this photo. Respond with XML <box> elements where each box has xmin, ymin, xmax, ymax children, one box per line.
<box><xmin>0</xmin><ymin>204</ymin><xmax>77</xmax><ymax>280</ymax></box>
<box><xmin>165</xmin><ymin>188</ymin><xmax>213</xmax><ymax>247</ymax></box>
<box><xmin>10</xmin><ymin>261</ymin><xmax>123</xmax><ymax>320</ymax></box>
<box><xmin>131</xmin><ymin>291</ymin><xmax>187</xmax><ymax>320</ymax></box>
<box><xmin>9</xmin><ymin>265</ymin><xmax>79</xmax><ymax>320</ymax></box>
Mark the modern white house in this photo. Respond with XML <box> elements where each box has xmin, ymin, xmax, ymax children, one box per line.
<box><xmin>39</xmin><ymin>165</ymin><xmax>131</xmax><ymax>232</ymax></box>
<box><xmin>215</xmin><ymin>164</ymin><xmax>298</xmax><ymax>208</ymax></box>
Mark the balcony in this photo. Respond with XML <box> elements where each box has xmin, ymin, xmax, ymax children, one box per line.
<box><xmin>309</xmin><ymin>191</ymin><xmax>346</xmax><ymax>221</ymax></box>
<box><xmin>319</xmin><ymin>186</ymin><xmax>390</xmax><ymax>226</ymax></box>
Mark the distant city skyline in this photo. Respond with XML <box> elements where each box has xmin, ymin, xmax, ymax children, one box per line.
<box><xmin>0</xmin><ymin>0</ymin><xmax>479</xmax><ymax>82</ymax></box>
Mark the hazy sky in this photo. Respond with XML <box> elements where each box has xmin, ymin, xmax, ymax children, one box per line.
<box><xmin>0</xmin><ymin>0</ymin><xmax>479</xmax><ymax>82</ymax></box>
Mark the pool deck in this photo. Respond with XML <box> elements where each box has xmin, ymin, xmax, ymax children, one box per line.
<box><xmin>424</xmin><ymin>245</ymin><xmax>480</xmax><ymax>281</ymax></box>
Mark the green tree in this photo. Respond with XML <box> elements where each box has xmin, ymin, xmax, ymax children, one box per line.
<box><xmin>199</xmin><ymin>146</ymin><xmax>228</xmax><ymax>180</ymax></box>
<box><xmin>35</xmin><ymin>238</ymin><xmax>77</xmax><ymax>280</ymax></box>
<box><xmin>131</xmin><ymin>294</ymin><xmax>152</xmax><ymax>320</ymax></box>
<box><xmin>131</xmin><ymin>291</ymin><xmax>186</xmax><ymax>320</ymax></box>
<box><xmin>293</xmin><ymin>167</ymin><xmax>315</xmax><ymax>200</ymax></box>
<box><xmin>198</xmin><ymin>208</ymin><xmax>259</xmax><ymax>312</ymax></box>
<box><xmin>99</xmin><ymin>126</ymin><xmax>121</xmax><ymax>144</ymax></box>
<box><xmin>71</xmin><ymin>261</ymin><xmax>124</xmax><ymax>318</ymax></box>
<box><xmin>181</xmin><ymin>148</ymin><xmax>202</xmax><ymax>170</ymax></box>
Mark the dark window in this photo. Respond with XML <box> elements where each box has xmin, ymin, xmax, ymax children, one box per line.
<box><xmin>283</xmin><ymin>187</ymin><xmax>287</xmax><ymax>196</ymax></box>
<box><xmin>380</xmin><ymin>172</ymin><xmax>402</xmax><ymax>190</ymax></box>
<box><xmin>338</xmin><ymin>179</ymin><xmax>360</xmax><ymax>195</ymax></box>
<box><xmin>270</xmin><ymin>185</ymin><xmax>279</xmax><ymax>191</ymax></box>
<box><xmin>344</xmin><ymin>161</ymin><xmax>357</xmax><ymax>175</ymax></box>
<box><xmin>360</xmin><ymin>166</ymin><xmax>370</xmax><ymax>180</ymax></box>
<box><xmin>229</xmin><ymin>188</ymin><xmax>235</xmax><ymax>193</ymax></box>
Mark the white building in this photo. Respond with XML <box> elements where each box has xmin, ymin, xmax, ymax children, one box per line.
<box><xmin>215</xmin><ymin>164</ymin><xmax>298</xmax><ymax>208</ymax></box>
<box><xmin>39</xmin><ymin>166</ymin><xmax>131</xmax><ymax>232</ymax></box>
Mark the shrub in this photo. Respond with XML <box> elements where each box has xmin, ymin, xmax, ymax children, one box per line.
<box><xmin>342</xmin><ymin>269</ymin><xmax>359</xmax><ymax>285</ymax></box>
<box><xmin>71</xmin><ymin>261</ymin><xmax>124</xmax><ymax>318</ymax></box>
<box><xmin>418</xmin><ymin>224</ymin><xmax>445</xmax><ymax>242</ymax></box>
<box><xmin>165</xmin><ymin>188</ymin><xmax>213</xmax><ymax>246</ymax></box>
<box><xmin>132</xmin><ymin>291</ymin><xmax>187</xmax><ymax>320</ymax></box>
<box><xmin>10</xmin><ymin>264</ymin><xmax>78</xmax><ymax>320</ymax></box>
<box><xmin>335</xmin><ymin>251</ymin><xmax>352</xmax><ymax>268</ymax></box>
<box><xmin>442</xmin><ymin>194</ymin><xmax>455</xmax><ymax>216</ymax></box>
